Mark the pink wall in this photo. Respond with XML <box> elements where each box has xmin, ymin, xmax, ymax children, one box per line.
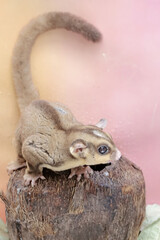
<box><xmin>0</xmin><ymin>0</ymin><xmax>160</xmax><ymax>221</ymax></box>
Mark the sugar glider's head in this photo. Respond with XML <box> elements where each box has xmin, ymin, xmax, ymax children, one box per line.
<box><xmin>69</xmin><ymin>119</ymin><xmax>121</xmax><ymax>167</ymax></box>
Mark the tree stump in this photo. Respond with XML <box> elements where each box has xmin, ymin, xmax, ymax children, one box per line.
<box><xmin>4</xmin><ymin>157</ymin><xmax>145</xmax><ymax>240</ymax></box>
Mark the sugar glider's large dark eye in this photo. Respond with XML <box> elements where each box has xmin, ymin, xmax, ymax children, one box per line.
<box><xmin>98</xmin><ymin>145</ymin><xmax>110</xmax><ymax>155</ymax></box>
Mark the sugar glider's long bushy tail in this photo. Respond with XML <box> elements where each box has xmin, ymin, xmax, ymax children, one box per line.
<box><xmin>12</xmin><ymin>12</ymin><xmax>102</xmax><ymax>112</ymax></box>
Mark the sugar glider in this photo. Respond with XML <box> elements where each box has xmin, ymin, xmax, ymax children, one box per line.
<box><xmin>7</xmin><ymin>12</ymin><xmax>121</xmax><ymax>186</ymax></box>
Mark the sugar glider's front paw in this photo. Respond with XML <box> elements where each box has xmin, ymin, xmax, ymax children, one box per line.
<box><xmin>23</xmin><ymin>173</ymin><xmax>46</xmax><ymax>187</ymax></box>
<box><xmin>68</xmin><ymin>166</ymin><xmax>93</xmax><ymax>181</ymax></box>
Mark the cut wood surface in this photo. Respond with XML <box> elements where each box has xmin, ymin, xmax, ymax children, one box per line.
<box><xmin>4</xmin><ymin>157</ymin><xmax>145</xmax><ymax>240</ymax></box>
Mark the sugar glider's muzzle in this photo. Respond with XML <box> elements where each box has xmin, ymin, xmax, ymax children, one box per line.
<box><xmin>111</xmin><ymin>149</ymin><xmax>121</xmax><ymax>161</ymax></box>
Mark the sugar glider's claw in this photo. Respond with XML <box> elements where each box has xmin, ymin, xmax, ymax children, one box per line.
<box><xmin>23</xmin><ymin>173</ymin><xmax>46</xmax><ymax>187</ymax></box>
<box><xmin>68</xmin><ymin>166</ymin><xmax>93</xmax><ymax>181</ymax></box>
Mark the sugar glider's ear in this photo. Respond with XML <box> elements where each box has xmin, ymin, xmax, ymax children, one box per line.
<box><xmin>96</xmin><ymin>118</ymin><xmax>107</xmax><ymax>129</ymax></box>
<box><xmin>70</xmin><ymin>139</ymin><xmax>89</xmax><ymax>159</ymax></box>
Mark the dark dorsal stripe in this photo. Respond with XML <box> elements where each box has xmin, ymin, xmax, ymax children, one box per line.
<box><xmin>32</xmin><ymin>100</ymin><xmax>64</xmax><ymax>130</ymax></box>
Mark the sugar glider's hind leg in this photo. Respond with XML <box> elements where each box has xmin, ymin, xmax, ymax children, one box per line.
<box><xmin>23</xmin><ymin>163</ymin><xmax>45</xmax><ymax>187</ymax></box>
<box><xmin>7</xmin><ymin>129</ymin><xmax>26</xmax><ymax>174</ymax></box>
<box><xmin>7</xmin><ymin>159</ymin><xmax>26</xmax><ymax>174</ymax></box>
<box><xmin>22</xmin><ymin>134</ymin><xmax>53</xmax><ymax>187</ymax></box>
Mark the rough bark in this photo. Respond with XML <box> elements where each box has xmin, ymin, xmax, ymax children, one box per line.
<box><xmin>4</xmin><ymin>157</ymin><xmax>145</xmax><ymax>240</ymax></box>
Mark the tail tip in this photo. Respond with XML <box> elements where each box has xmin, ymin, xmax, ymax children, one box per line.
<box><xmin>90</xmin><ymin>31</ymin><xmax>102</xmax><ymax>42</ymax></box>
<box><xmin>81</xmin><ymin>24</ymin><xmax>102</xmax><ymax>42</ymax></box>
